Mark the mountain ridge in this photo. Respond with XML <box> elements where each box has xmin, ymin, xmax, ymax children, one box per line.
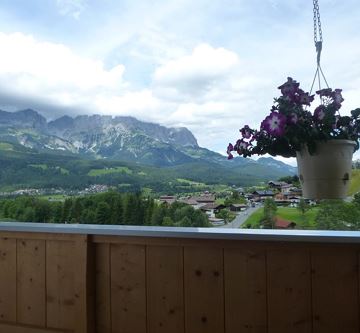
<box><xmin>0</xmin><ymin>108</ymin><xmax>297</xmax><ymax>176</ymax></box>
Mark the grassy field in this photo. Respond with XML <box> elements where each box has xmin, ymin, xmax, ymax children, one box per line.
<box><xmin>243</xmin><ymin>206</ymin><xmax>319</xmax><ymax>229</ymax></box>
<box><xmin>88</xmin><ymin>166</ymin><xmax>133</xmax><ymax>176</ymax></box>
<box><xmin>176</xmin><ymin>178</ymin><xmax>206</xmax><ymax>186</ymax></box>
<box><xmin>29</xmin><ymin>164</ymin><xmax>48</xmax><ymax>170</ymax></box>
<box><xmin>349</xmin><ymin>169</ymin><xmax>360</xmax><ymax>196</ymax></box>
<box><xmin>38</xmin><ymin>194</ymin><xmax>69</xmax><ymax>201</ymax></box>
<box><xmin>0</xmin><ymin>142</ymin><xmax>14</xmax><ymax>151</ymax></box>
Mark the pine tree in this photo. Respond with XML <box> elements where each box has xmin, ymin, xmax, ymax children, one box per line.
<box><xmin>111</xmin><ymin>197</ymin><xmax>124</xmax><ymax>225</ymax></box>
<box><xmin>95</xmin><ymin>202</ymin><xmax>111</xmax><ymax>225</ymax></box>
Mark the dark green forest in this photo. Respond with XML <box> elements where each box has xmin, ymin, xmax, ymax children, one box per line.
<box><xmin>0</xmin><ymin>192</ymin><xmax>210</xmax><ymax>227</ymax></box>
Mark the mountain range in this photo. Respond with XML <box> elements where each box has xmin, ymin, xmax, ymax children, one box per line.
<box><xmin>0</xmin><ymin>109</ymin><xmax>297</xmax><ymax>185</ymax></box>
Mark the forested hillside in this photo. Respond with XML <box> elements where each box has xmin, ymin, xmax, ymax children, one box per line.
<box><xmin>0</xmin><ymin>142</ymin><xmax>292</xmax><ymax>193</ymax></box>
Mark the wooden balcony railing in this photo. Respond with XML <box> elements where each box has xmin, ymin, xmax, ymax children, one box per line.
<box><xmin>0</xmin><ymin>222</ymin><xmax>360</xmax><ymax>333</ymax></box>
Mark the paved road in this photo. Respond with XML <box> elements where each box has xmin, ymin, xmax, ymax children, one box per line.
<box><xmin>219</xmin><ymin>205</ymin><xmax>263</xmax><ymax>229</ymax></box>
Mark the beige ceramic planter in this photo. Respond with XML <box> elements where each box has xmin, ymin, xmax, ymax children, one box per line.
<box><xmin>296</xmin><ymin>140</ymin><xmax>356</xmax><ymax>199</ymax></box>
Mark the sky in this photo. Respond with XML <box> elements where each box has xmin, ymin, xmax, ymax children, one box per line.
<box><xmin>0</xmin><ymin>0</ymin><xmax>359</xmax><ymax>164</ymax></box>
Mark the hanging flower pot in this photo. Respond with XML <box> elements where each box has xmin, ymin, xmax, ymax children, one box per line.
<box><xmin>296</xmin><ymin>140</ymin><xmax>356</xmax><ymax>199</ymax></box>
<box><xmin>227</xmin><ymin>78</ymin><xmax>360</xmax><ymax>200</ymax></box>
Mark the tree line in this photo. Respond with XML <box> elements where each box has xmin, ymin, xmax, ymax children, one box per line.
<box><xmin>0</xmin><ymin>192</ymin><xmax>210</xmax><ymax>227</ymax></box>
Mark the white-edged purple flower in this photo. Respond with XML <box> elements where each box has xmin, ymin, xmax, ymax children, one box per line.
<box><xmin>261</xmin><ymin>111</ymin><xmax>286</xmax><ymax>136</ymax></box>
<box><xmin>316</xmin><ymin>88</ymin><xmax>332</xmax><ymax>97</ymax></box>
<box><xmin>278</xmin><ymin>77</ymin><xmax>299</xmax><ymax>96</ymax></box>
<box><xmin>240</xmin><ymin>125</ymin><xmax>252</xmax><ymax>139</ymax></box>
<box><xmin>227</xmin><ymin>143</ymin><xmax>234</xmax><ymax>159</ymax></box>
<box><xmin>332</xmin><ymin>89</ymin><xmax>344</xmax><ymax>105</ymax></box>
<box><xmin>299</xmin><ymin>92</ymin><xmax>314</xmax><ymax>106</ymax></box>
<box><xmin>314</xmin><ymin>105</ymin><xmax>326</xmax><ymax>121</ymax></box>
<box><xmin>233</xmin><ymin>139</ymin><xmax>250</xmax><ymax>155</ymax></box>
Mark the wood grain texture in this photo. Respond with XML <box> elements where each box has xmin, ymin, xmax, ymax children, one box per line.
<box><xmin>267</xmin><ymin>248</ymin><xmax>311</xmax><ymax>333</ymax></box>
<box><xmin>17</xmin><ymin>239</ymin><xmax>46</xmax><ymax>327</ymax></box>
<box><xmin>312</xmin><ymin>248</ymin><xmax>359</xmax><ymax>333</ymax></box>
<box><xmin>184</xmin><ymin>246</ymin><xmax>224</xmax><ymax>333</ymax></box>
<box><xmin>224</xmin><ymin>247</ymin><xmax>267</xmax><ymax>333</ymax></box>
<box><xmin>46</xmin><ymin>240</ymin><xmax>75</xmax><ymax>330</ymax></box>
<box><xmin>147</xmin><ymin>246</ymin><xmax>184</xmax><ymax>333</ymax></box>
<box><xmin>0</xmin><ymin>322</ymin><xmax>72</xmax><ymax>333</ymax></box>
<box><xmin>110</xmin><ymin>244</ymin><xmax>146</xmax><ymax>333</ymax></box>
<box><xmin>0</xmin><ymin>237</ymin><xmax>17</xmax><ymax>322</ymax></box>
<box><xmin>95</xmin><ymin>243</ymin><xmax>111</xmax><ymax>333</ymax></box>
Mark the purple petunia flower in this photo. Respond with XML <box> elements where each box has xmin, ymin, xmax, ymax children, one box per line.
<box><xmin>240</xmin><ymin>125</ymin><xmax>252</xmax><ymax>139</ymax></box>
<box><xmin>278</xmin><ymin>77</ymin><xmax>300</xmax><ymax>96</ymax></box>
<box><xmin>316</xmin><ymin>88</ymin><xmax>332</xmax><ymax>97</ymax></box>
<box><xmin>314</xmin><ymin>105</ymin><xmax>326</xmax><ymax>121</ymax></box>
<box><xmin>298</xmin><ymin>92</ymin><xmax>315</xmax><ymax>106</ymax></box>
<box><xmin>261</xmin><ymin>111</ymin><xmax>286</xmax><ymax>136</ymax></box>
<box><xmin>332</xmin><ymin>89</ymin><xmax>344</xmax><ymax>105</ymax></box>
<box><xmin>227</xmin><ymin>143</ymin><xmax>234</xmax><ymax>159</ymax></box>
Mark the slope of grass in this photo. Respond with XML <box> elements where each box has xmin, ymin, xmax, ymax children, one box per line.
<box><xmin>0</xmin><ymin>142</ymin><xmax>14</xmax><ymax>151</ymax></box>
<box><xmin>88</xmin><ymin>166</ymin><xmax>133</xmax><ymax>176</ymax></box>
<box><xmin>29</xmin><ymin>164</ymin><xmax>48</xmax><ymax>170</ymax></box>
<box><xmin>243</xmin><ymin>206</ymin><xmax>319</xmax><ymax>229</ymax></box>
<box><xmin>349</xmin><ymin>169</ymin><xmax>360</xmax><ymax>196</ymax></box>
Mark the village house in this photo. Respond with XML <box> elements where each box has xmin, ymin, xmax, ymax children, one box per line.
<box><xmin>159</xmin><ymin>195</ymin><xmax>176</xmax><ymax>205</ymax></box>
<box><xmin>274</xmin><ymin>217</ymin><xmax>297</xmax><ymax>229</ymax></box>
<box><xmin>268</xmin><ymin>181</ymin><xmax>288</xmax><ymax>189</ymax></box>
<box><xmin>252</xmin><ymin>190</ymin><xmax>274</xmax><ymax>202</ymax></box>
<box><xmin>200</xmin><ymin>203</ymin><xmax>226</xmax><ymax>218</ymax></box>
<box><xmin>229</xmin><ymin>203</ymin><xmax>248</xmax><ymax>212</ymax></box>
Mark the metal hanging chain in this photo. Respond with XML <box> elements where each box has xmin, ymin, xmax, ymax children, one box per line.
<box><xmin>310</xmin><ymin>0</ymin><xmax>329</xmax><ymax>96</ymax></box>
<box><xmin>313</xmin><ymin>0</ymin><xmax>323</xmax><ymax>50</ymax></box>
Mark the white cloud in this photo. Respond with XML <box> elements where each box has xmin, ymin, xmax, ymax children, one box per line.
<box><xmin>0</xmin><ymin>32</ymin><xmax>126</xmax><ymax>110</ymax></box>
<box><xmin>56</xmin><ymin>0</ymin><xmax>87</xmax><ymax>19</ymax></box>
<box><xmin>153</xmin><ymin>44</ymin><xmax>239</xmax><ymax>98</ymax></box>
<box><xmin>0</xmin><ymin>33</ymin><xmax>271</xmax><ymax>154</ymax></box>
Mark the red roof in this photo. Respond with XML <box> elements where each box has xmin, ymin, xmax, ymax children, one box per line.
<box><xmin>274</xmin><ymin>217</ymin><xmax>296</xmax><ymax>229</ymax></box>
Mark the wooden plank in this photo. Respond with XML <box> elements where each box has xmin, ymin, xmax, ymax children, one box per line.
<box><xmin>267</xmin><ymin>248</ymin><xmax>311</xmax><ymax>333</ymax></box>
<box><xmin>184</xmin><ymin>246</ymin><xmax>224</xmax><ymax>333</ymax></box>
<box><xmin>73</xmin><ymin>235</ymin><xmax>95</xmax><ymax>333</ymax></box>
<box><xmin>0</xmin><ymin>322</ymin><xmax>72</xmax><ymax>333</ymax></box>
<box><xmin>312</xmin><ymin>248</ymin><xmax>358</xmax><ymax>333</ymax></box>
<box><xmin>46</xmin><ymin>240</ymin><xmax>75</xmax><ymax>330</ymax></box>
<box><xmin>95</xmin><ymin>243</ymin><xmax>111</xmax><ymax>333</ymax></box>
<box><xmin>0</xmin><ymin>232</ymin><xmax>77</xmax><ymax>241</ymax></box>
<box><xmin>110</xmin><ymin>244</ymin><xmax>146</xmax><ymax>333</ymax></box>
<box><xmin>224</xmin><ymin>247</ymin><xmax>267</xmax><ymax>333</ymax></box>
<box><xmin>17</xmin><ymin>239</ymin><xmax>46</xmax><ymax>327</ymax></box>
<box><xmin>0</xmin><ymin>237</ymin><xmax>17</xmax><ymax>322</ymax></box>
<box><xmin>147</xmin><ymin>246</ymin><xmax>184</xmax><ymax>333</ymax></box>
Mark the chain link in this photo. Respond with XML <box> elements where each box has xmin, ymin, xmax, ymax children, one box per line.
<box><xmin>313</xmin><ymin>0</ymin><xmax>323</xmax><ymax>45</ymax></box>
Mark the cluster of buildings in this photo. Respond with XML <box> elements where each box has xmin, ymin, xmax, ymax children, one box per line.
<box><xmin>160</xmin><ymin>193</ymin><xmax>227</xmax><ymax>224</ymax></box>
<box><xmin>247</xmin><ymin>181</ymin><xmax>303</xmax><ymax>206</ymax></box>
<box><xmin>0</xmin><ymin>188</ymin><xmax>65</xmax><ymax>197</ymax></box>
<box><xmin>0</xmin><ymin>184</ymin><xmax>113</xmax><ymax>198</ymax></box>
<box><xmin>159</xmin><ymin>180</ymin><xmax>305</xmax><ymax>228</ymax></box>
<box><xmin>78</xmin><ymin>184</ymin><xmax>111</xmax><ymax>195</ymax></box>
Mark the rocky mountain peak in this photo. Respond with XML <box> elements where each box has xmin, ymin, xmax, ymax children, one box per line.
<box><xmin>0</xmin><ymin>108</ymin><xmax>47</xmax><ymax>130</ymax></box>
